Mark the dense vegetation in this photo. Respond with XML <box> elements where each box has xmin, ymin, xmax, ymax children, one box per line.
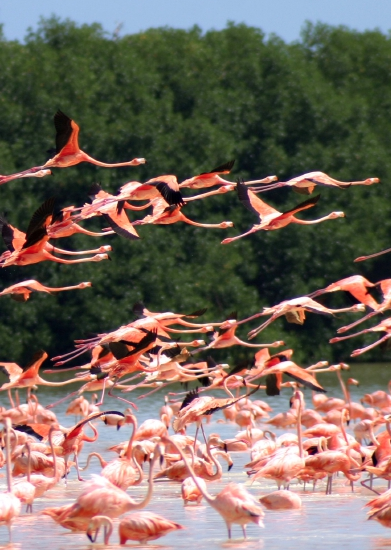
<box><xmin>0</xmin><ymin>17</ymin><xmax>390</xmax><ymax>366</ymax></box>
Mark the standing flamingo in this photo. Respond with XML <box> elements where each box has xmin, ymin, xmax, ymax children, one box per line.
<box><xmin>162</xmin><ymin>435</ymin><xmax>264</xmax><ymax>539</ymax></box>
<box><xmin>0</xmin><ymin>418</ymin><xmax>21</xmax><ymax>541</ymax></box>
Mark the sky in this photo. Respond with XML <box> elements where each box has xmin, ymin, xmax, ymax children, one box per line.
<box><xmin>1</xmin><ymin>0</ymin><xmax>391</xmax><ymax>43</ymax></box>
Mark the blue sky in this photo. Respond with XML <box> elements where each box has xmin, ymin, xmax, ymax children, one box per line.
<box><xmin>2</xmin><ymin>0</ymin><xmax>391</xmax><ymax>43</ymax></box>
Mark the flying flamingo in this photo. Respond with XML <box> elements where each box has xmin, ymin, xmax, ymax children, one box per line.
<box><xmin>72</xmin><ymin>184</ymin><xmax>140</xmax><ymax>240</ymax></box>
<box><xmin>134</xmin><ymin>196</ymin><xmax>233</xmax><ymax>229</ymax></box>
<box><xmin>0</xmin><ymin>198</ymin><xmax>110</xmax><ymax>267</ymax></box>
<box><xmin>221</xmin><ymin>181</ymin><xmax>345</xmax><ymax>243</ymax></box>
<box><xmin>337</xmin><ymin>278</ymin><xmax>391</xmax><ymax>334</ymax></box>
<box><xmin>191</xmin><ymin>314</ymin><xmax>285</xmax><ymax>353</ymax></box>
<box><xmin>0</xmin><ymin>418</ymin><xmax>21</xmax><ymax>542</ymax></box>
<box><xmin>39</xmin><ymin>110</ymin><xmax>145</xmax><ymax>169</ymax></box>
<box><xmin>250</xmin><ymin>171</ymin><xmax>379</xmax><ymax>195</ymax></box>
<box><xmin>330</xmin><ymin>317</ymin><xmax>391</xmax><ymax>357</ymax></box>
<box><xmin>0</xmin><ymin>167</ymin><xmax>51</xmax><ymax>186</ymax></box>
<box><xmin>0</xmin><ymin>279</ymin><xmax>92</xmax><ymax>302</ymax></box>
<box><xmin>0</xmin><ymin>350</ymin><xmax>85</xmax><ymax>398</ymax></box>
<box><xmin>355</xmin><ymin>246</ymin><xmax>391</xmax><ymax>262</ymax></box>
<box><xmin>233</xmin><ymin>295</ymin><xmax>365</xmax><ymax>340</ymax></box>
<box><xmin>47</xmin><ymin>205</ymin><xmax>115</xmax><ymax>239</ymax></box>
<box><xmin>162</xmin><ymin>435</ymin><xmax>264</xmax><ymax>539</ymax></box>
<box><xmin>179</xmin><ymin>159</ymin><xmax>278</xmax><ymax>201</ymax></box>
<box><xmin>308</xmin><ymin>275</ymin><xmax>380</xmax><ymax>310</ymax></box>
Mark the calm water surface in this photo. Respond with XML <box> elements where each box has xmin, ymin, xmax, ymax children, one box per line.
<box><xmin>1</xmin><ymin>362</ymin><xmax>391</xmax><ymax>549</ymax></box>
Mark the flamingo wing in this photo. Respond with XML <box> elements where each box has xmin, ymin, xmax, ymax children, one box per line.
<box><xmin>22</xmin><ymin>197</ymin><xmax>55</xmax><ymax>249</ymax></box>
<box><xmin>149</xmin><ymin>180</ymin><xmax>184</xmax><ymax>207</ymax></box>
<box><xmin>54</xmin><ymin>110</ymin><xmax>80</xmax><ymax>155</ymax></box>
<box><xmin>237</xmin><ymin>180</ymin><xmax>278</xmax><ymax>219</ymax></box>
<box><xmin>101</xmin><ymin>205</ymin><xmax>140</xmax><ymax>240</ymax></box>
<box><xmin>200</xmin><ymin>159</ymin><xmax>235</xmax><ymax>175</ymax></box>
<box><xmin>277</xmin><ymin>194</ymin><xmax>320</xmax><ymax>220</ymax></box>
<box><xmin>0</xmin><ymin>362</ymin><xmax>23</xmax><ymax>382</ymax></box>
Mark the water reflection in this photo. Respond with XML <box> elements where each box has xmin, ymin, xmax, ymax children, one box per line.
<box><xmin>0</xmin><ymin>363</ymin><xmax>390</xmax><ymax>548</ymax></box>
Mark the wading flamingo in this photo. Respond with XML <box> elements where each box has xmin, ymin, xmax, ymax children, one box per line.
<box><xmin>162</xmin><ymin>435</ymin><xmax>264</xmax><ymax>539</ymax></box>
<box><xmin>0</xmin><ymin>418</ymin><xmax>21</xmax><ymax>542</ymax></box>
<box><xmin>85</xmin><ymin>513</ymin><xmax>184</xmax><ymax>545</ymax></box>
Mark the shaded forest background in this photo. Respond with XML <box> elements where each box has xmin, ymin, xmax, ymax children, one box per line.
<box><xmin>0</xmin><ymin>17</ymin><xmax>390</xmax><ymax>367</ymax></box>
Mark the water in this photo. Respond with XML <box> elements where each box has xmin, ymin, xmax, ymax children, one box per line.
<box><xmin>0</xmin><ymin>362</ymin><xmax>391</xmax><ymax>548</ymax></box>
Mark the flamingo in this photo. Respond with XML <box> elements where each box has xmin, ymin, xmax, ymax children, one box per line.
<box><xmin>308</xmin><ymin>275</ymin><xmax>380</xmax><ymax>311</ymax></box>
<box><xmin>85</xmin><ymin>512</ymin><xmax>184</xmax><ymax>545</ymax></box>
<box><xmin>337</xmin><ymin>278</ymin><xmax>391</xmax><ymax>334</ymax></box>
<box><xmin>236</xmin><ymin>296</ymin><xmax>365</xmax><ymax>340</ymax></box>
<box><xmin>162</xmin><ymin>435</ymin><xmax>264</xmax><ymax>539</ymax></box>
<box><xmin>0</xmin><ymin>350</ymin><xmax>85</xmax><ymax>397</ymax></box>
<box><xmin>179</xmin><ymin>159</ymin><xmax>278</xmax><ymax>200</ymax></box>
<box><xmin>42</xmin><ymin>443</ymin><xmax>162</xmax><ymax>531</ymax></box>
<box><xmin>259</xmin><ymin>490</ymin><xmax>302</xmax><ymax>510</ymax></box>
<box><xmin>74</xmin><ymin>184</ymin><xmax>140</xmax><ymax>241</ymax></box>
<box><xmin>0</xmin><ymin>279</ymin><xmax>91</xmax><ymax>302</ymax></box>
<box><xmin>330</xmin><ymin>317</ymin><xmax>391</xmax><ymax>356</ymax></box>
<box><xmin>0</xmin><ymin>167</ymin><xmax>51</xmax><ymax>186</ymax></box>
<box><xmin>134</xmin><ymin>196</ymin><xmax>233</xmax><ymax>229</ymax></box>
<box><xmin>250</xmin><ymin>170</ymin><xmax>379</xmax><ymax>195</ymax></box>
<box><xmin>221</xmin><ymin>181</ymin><xmax>345</xmax><ymax>243</ymax></box>
<box><xmin>0</xmin><ymin>418</ymin><xmax>21</xmax><ymax>542</ymax></box>
<box><xmin>41</xmin><ymin>110</ymin><xmax>145</xmax><ymax>169</ymax></box>
<box><xmin>0</xmin><ymin>198</ymin><xmax>110</xmax><ymax>267</ymax></box>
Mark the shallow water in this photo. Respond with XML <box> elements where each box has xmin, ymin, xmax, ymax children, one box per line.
<box><xmin>0</xmin><ymin>362</ymin><xmax>391</xmax><ymax>548</ymax></box>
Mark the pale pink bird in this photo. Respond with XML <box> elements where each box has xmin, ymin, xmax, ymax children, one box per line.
<box><xmin>238</xmin><ymin>295</ymin><xmax>365</xmax><ymax>340</ymax></box>
<box><xmin>252</xmin><ymin>170</ymin><xmax>379</xmax><ymax>195</ymax></box>
<box><xmin>259</xmin><ymin>490</ymin><xmax>302</xmax><ymax>510</ymax></box>
<box><xmin>0</xmin><ymin>167</ymin><xmax>51</xmax><ymax>186</ymax></box>
<box><xmin>162</xmin><ymin>435</ymin><xmax>264</xmax><ymax>539</ymax></box>
<box><xmin>0</xmin><ymin>279</ymin><xmax>91</xmax><ymax>302</ymax></box>
<box><xmin>308</xmin><ymin>275</ymin><xmax>380</xmax><ymax>310</ymax></box>
<box><xmin>0</xmin><ymin>419</ymin><xmax>21</xmax><ymax>542</ymax></box>
<box><xmin>42</xmin><ymin>443</ymin><xmax>161</xmax><ymax>531</ymax></box>
<box><xmin>85</xmin><ymin>512</ymin><xmax>184</xmax><ymax>545</ymax></box>
<box><xmin>222</xmin><ymin>182</ymin><xmax>345</xmax><ymax>244</ymax></box>
<box><xmin>330</xmin><ymin>317</ymin><xmax>391</xmax><ymax>356</ymax></box>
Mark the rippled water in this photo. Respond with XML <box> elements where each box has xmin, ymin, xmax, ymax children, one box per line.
<box><xmin>1</xmin><ymin>362</ymin><xmax>391</xmax><ymax>548</ymax></box>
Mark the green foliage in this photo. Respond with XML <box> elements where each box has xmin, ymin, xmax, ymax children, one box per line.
<box><xmin>0</xmin><ymin>18</ymin><xmax>390</xmax><ymax>367</ymax></box>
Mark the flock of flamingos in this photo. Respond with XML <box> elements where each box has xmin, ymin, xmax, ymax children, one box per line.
<box><xmin>1</xmin><ymin>110</ymin><xmax>391</xmax><ymax>545</ymax></box>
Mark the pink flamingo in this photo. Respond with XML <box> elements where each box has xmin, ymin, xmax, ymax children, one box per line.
<box><xmin>85</xmin><ymin>513</ymin><xmax>184</xmax><ymax>545</ymax></box>
<box><xmin>41</xmin><ymin>110</ymin><xmax>145</xmax><ymax>169</ymax></box>
<box><xmin>0</xmin><ymin>167</ymin><xmax>51</xmax><ymax>186</ymax></box>
<box><xmin>0</xmin><ymin>279</ymin><xmax>91</xmax><ymax>302</ymax></box>
<box><xmin>222</xmin><ymin>181</ymin><xmax>345</xmax><ymax>243</ymax></box>
<box><xmin>162</xmin><ymin>435</ymin><xmax>264</xmax><ymax>539</ymax></box>
<box><xmin>42</xmin><ymin>443</ymin><xmax>162</xmax><ymax>531</ymax></box>
<box><xmin>251</xmin><ymin>170</ymin><xmax>379</xmax><ymax>194</ymax></box>
<box><xmin>259</xmin><ymin>490</ymin><xmax>302</xmax><ymax>510</ymax></box>
<box><xmin>0</xmin><ymin>418</ymin><xmax>21</xmax><ymax>541</ymax></box>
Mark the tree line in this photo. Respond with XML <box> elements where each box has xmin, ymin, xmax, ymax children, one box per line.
<box><xmin>0</xmin><ymin>17</ymin><xmax>390</xmax><ymax>366</ymax></box>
